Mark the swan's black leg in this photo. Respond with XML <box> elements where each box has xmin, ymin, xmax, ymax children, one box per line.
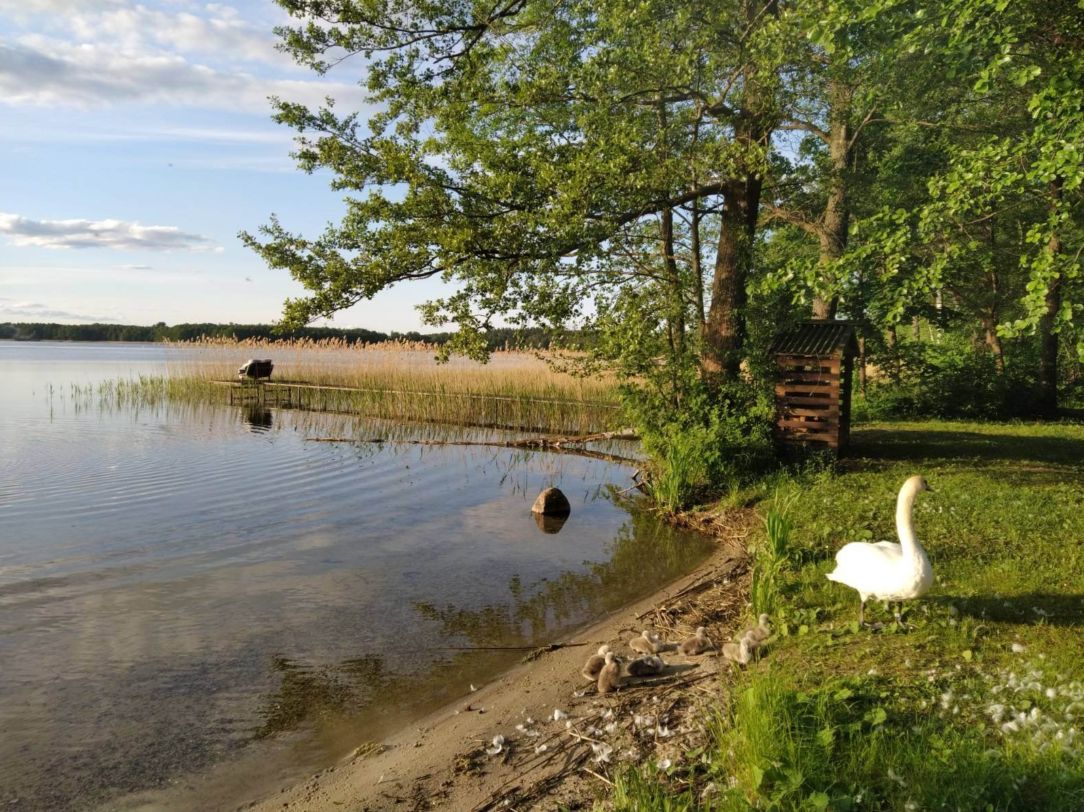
<box><xmin>894</xmin><ymin>602</ymin><xmax>914</xmax><ymax>630</ymax></box>
<box><xmin>861</xmin><ymin>599</ymin><xmax>883</xmax><ymax>630</ymax></box>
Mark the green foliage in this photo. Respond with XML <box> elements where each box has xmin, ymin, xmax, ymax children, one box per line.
<box><xmin>610</xmin><ymin>765</ymin><xmax>697</xmax><ymax>811</ymax></box>
<box><xmin>750</xmin><ymin>510</ymin><xmax>791</xmax><ymax>617</ymax></box>
<box><xmin>633</xmin><ymin>381</ymin><xmax>776</xmax><ymax>512</ymax></box>
<box><xmin>854</xmin><ymin>333</ymin><xmax>1042</xmax><ymax>420</ymax></box>
<box><xmin>712</xmin><ymin>671</ymin><xmax>1084</xmax><ymax>810</ymax></box>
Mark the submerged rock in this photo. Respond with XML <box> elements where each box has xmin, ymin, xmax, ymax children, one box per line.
<box><xmin>531</xmin><ymin>487</ymin><xmax>571</xmax><ymax>517</ymax></box>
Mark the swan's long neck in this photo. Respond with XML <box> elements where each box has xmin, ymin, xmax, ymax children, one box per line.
<box><xmin>895</xmin><ymin>484</ymin><xmax>925</xmax><ymax>559</ymax></box>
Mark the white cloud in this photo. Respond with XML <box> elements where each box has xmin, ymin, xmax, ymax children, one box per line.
<box><xmin>65</xmin><ymin>4</ymin><xmax>288</xmax><ymax>67</ymax></box>
<box><xmin>0</xmin><ymin>298</ymin><xmax>118</xmax><ymax>322</ymax></box>
<box><xmin>0</xmin><ymin>38</ymin><xmax>366</xmax><ymax>112</ymax></box>
<box><xmin>0</xmin><ymin>212</ymin><xmax>220</xmax><ymax>252</ymax></box>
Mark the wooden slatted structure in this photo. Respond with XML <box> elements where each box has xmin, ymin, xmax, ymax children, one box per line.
<box><xmin>770</xmin><ymin>321</ymin><xmax>858</xmax><ymax>454</ymax></box>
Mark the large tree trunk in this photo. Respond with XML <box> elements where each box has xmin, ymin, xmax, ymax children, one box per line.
<box><xmin>1037</xmin><ymin>179</ymin><xmax>1063</xmax><ymax>416</ymax></box>
<box><xmin>702</xmin><ymin>0</ymin><xmax>776</xmax><ymax>378</ymax></box>
<box><xmin>660</xmin><ymin>205</ymin><xmax>685</xmax><ymax>359</ymax></box>
<box><xmin>812</xmin><ymin>77</ymin><xmax>851</xmax><ymax>321</ymax></box>
<box><xmin>704</xmin><ymin>178</ymin><xmax>760</xmax><ymax>378</ymax></box>
<box><xmin>690</xmin><ymin>198</ymin><xmax>705</xmax><ymax>333</ymax></box>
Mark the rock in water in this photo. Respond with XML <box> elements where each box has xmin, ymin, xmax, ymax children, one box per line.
<box><xmin>531</xmin><ymin>487</ymin><xmax>571</xmax><ymax>517</ymax></box>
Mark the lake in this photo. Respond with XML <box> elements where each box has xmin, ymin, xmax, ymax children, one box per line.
<box><xmin>0</xmin><ymin>341</ymin><xmax>713</xmax><ymax>810</ymax></box>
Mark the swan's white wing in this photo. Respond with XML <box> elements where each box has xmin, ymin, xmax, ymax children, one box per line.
<box><xmin>872</xmin><ymin>541</ymin><xmax>902</xmax><ymax>555</ymax></box>
<box><xmin>826</xmin><ymin>541</ymin><xmax>905</xmax><ymax>600</ymax></box>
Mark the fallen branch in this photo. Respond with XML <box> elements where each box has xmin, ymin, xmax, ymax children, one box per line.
<box><xmin>434</xmin><ymin>641</ymin><xmax>589</xmax><ymax>653</ymax></box>
<box><xmin>306</xmin><ymin>435</ymin><xmax>639</xmax><ymax>464</ymax></box>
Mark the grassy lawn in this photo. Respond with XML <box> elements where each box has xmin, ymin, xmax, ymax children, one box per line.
<box><xmin>614</xmin><ymin>420</ymin><xmax>1084</xmax><ymax>811</ymax></box>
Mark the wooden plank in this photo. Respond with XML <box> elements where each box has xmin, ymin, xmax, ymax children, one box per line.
<box><xmin>781</xmin><ymin>406</ymin><xmax>840</xmax><ymax>418</ymax></box>
<box><xmin>775</xmin><ymin>384</ymin><xmax>838</xmax><ymax>397</ymax></box>
<box><xmin>777</xmin><ymin>418</ymin><xmax>836</xmax><ymax>430</ymax></box>
<box><xmin>780</xmin><ymin>372</ymin><xmax>836</xmax><ymax>385</ymax></box>
<box><xmin>776</xmin><ymin>364</ymin><xmax>836</xmax><ymax>376</ymax></box>
<box><xmin>783</xmin><ymin>376</ymin><xmax>838</xmax><ymax>388</ymax></box>
<box><xmin>778</xmin><ymin>429</ymin><xmax>838</xmax><ymax>443</ymax></box>
<box><xmin>776</xmin><ymin>359</ymin><xmax>841</xmax><ymax>375</ymax></box>
<box><xmin>779</xmin><ymin>394</ymin><xmax>834</xmax><ymax>407</ymax></box>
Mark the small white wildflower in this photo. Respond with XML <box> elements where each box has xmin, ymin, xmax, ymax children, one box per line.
<box><xmin>656</xmin><ymin>725</ymin><xmax>674</xmax><ymax>738</ymax></box>
<box><xmin>552</xmin><ymin>708</ymin><xmax>568</xmax><ymax>721</ymax></box>
<box><xmin>1047</xmin><ymin>688</ymin><xmax>1058</xmax><ymax>699</ymax></box>
<box><xmin>604</xmin><ymin>722</ymin><xmax>618</xmax><ymax>734</ymax></box>
<box><xmin>1002</xmin><ymin>721</ymin><xmax>1020</xmax><ymax>734</ymax></box>
<box><xmin>904</xmin><ymin>800</ymin><xmax>918</xmax><ymax>811</ymax></box>
<box><xmin>658</xmin><ymin>758</ymin><xmax>673</xmax><ymax>770</ymax></box>
<box><xmin>1011</xmin><ymin>642</ymin><xmax>1026</xmax><ymax>653</ymax></box>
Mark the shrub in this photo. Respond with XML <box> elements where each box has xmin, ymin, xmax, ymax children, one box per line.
<box><xmin>631</xmin><ymin>381</ymin><xmax>776</xmax><ymax>512</ymax></box>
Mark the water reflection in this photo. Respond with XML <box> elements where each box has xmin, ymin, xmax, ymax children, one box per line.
<box><xmin>243</xmin><ymin>405</ymin><xmax>274</xmax><ymax>432</ymax></box>
<box><xmin>533</xmin><ymin>511</ymin><xmax>569</xmax><ymax>534</ymax></box>
<box><xmin>0</xmin><ymin>344</ymin><xmax>709</xmax><ymax>812</ymax></box>
<box><xmin>251</xmin><ymin>498</ymin><xmax>707</xmax><ymax>743</ymax></box>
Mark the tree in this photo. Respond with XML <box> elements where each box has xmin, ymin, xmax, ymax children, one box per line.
<box><xmin>245</xmin><ymin>0</ymin><xmax>790</xmax><ymax>384</ymax></box>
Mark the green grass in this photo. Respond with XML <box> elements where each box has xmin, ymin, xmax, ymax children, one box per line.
<box><xmin>614</xmin><ymin>420</ymin><xmax>1084</xmax><ymax>810</ymax></box>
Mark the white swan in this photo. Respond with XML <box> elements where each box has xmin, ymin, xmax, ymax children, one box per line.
<box><xmin>826</xmin><ymin>475</ymin><xmax>935</xmax><ymax>626</ymax></box>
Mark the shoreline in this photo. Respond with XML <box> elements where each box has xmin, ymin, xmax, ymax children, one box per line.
<box><xmin>237</xmin><ymin>518</ymin><xmax>752</xmax><ymax>812</ymax></box>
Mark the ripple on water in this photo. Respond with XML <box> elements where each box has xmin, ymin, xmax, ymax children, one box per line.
<box><xmin>0</xmin><ymin>346</ymin><xmax>713</xmax><ymax>811</ymax></box>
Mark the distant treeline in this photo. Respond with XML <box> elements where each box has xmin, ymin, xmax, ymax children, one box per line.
<box><xmin>0</xmin><ymin>322</ymin><xmax>574</xmax><ymax>351</ymax></box>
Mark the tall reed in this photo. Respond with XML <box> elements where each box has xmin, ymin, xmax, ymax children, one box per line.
<box><xmin>157</xmin><ymin>338</ymin><xmax>621</xmax><ymax>435</ymax></box>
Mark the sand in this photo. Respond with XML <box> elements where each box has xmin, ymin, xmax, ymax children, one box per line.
<box><xmin>241</xmin><ymin>519</ymin><xmax>752</xmax><ymax>812</ymax></box>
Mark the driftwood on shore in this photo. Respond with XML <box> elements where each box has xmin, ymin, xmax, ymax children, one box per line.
<box><xmin>306</xmin><ymin>430</ymin><xmax>642</xmax><ymax>464</ymax></box>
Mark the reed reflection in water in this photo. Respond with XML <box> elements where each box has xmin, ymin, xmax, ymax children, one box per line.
<box><xmin>0</xmin><ymin>362</ymin><xmax>712</xmax><ymax>812</ymax></box>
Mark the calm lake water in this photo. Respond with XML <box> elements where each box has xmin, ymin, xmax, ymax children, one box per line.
<box><xmin>0</xmin><ymin>341</ymin><xmax>712</xmax><ymax>810</ymax></box>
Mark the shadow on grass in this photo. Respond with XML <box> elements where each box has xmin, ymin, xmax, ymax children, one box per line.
<box><xmin>848</xmin><ymin>428</ymin><xmax>1084</xmax><ymax>471</ymax></box>
<box><xmin>929</xmin><ymin>594</ymin><xmax>1084</xmax><ymax>627</ymax></box>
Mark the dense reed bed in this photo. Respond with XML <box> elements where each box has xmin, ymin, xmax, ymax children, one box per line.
<box><xmin>151</xmin><ymin>337</ymin><xmax>622</xmax><ymax>435</ymax></box>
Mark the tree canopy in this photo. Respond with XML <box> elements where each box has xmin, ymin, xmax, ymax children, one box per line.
<box><xmin>245</xmin><ymin>0</ymin><xmax>1083</xmax><ymax>412</ymax></box>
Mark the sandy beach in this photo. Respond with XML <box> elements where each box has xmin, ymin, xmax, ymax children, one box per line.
<box><xmin>239</xmin><ymin>513</ymin><xmax>752</xmax><ymax>812</ymax></box>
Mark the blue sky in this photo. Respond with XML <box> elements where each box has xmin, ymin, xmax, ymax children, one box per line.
<box><xmin>0</xmin><ymin>0</ymin><xmax>444</xmax><ymax>332</ymax></box>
